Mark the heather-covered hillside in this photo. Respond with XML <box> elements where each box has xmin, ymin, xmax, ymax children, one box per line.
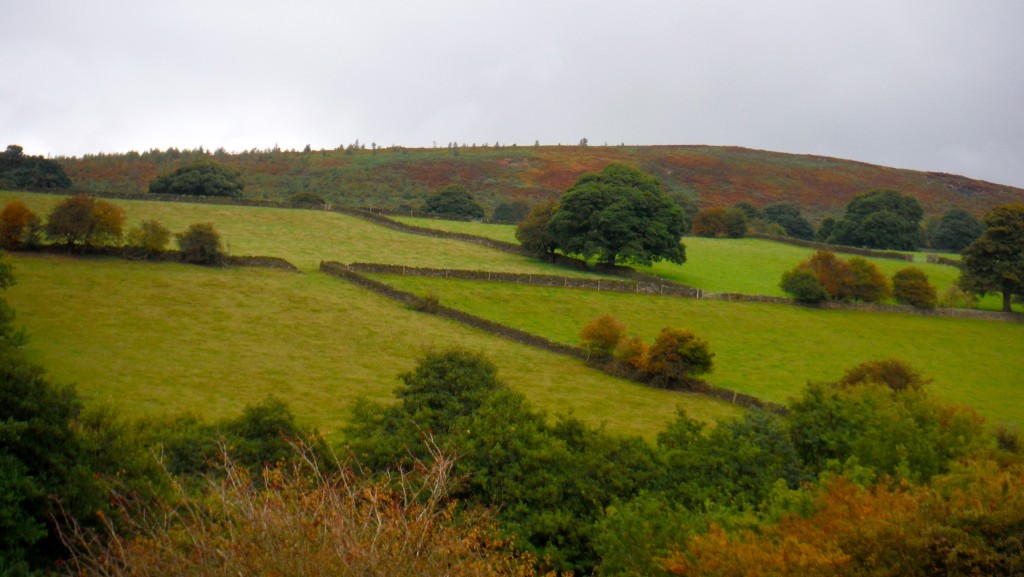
<box><xmin>59</xmin><ymin>144</ymin><xmax>1023</xmax><ymax>221</ymax></box>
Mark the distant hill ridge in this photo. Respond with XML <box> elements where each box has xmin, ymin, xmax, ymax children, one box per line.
<box><xmin>58</xmin><ymin>144</ymin><xmax>1024</xmax><ymax>221</ymax></box>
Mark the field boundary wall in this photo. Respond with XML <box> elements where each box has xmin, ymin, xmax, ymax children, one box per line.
<box><xmin>321</xmin><ymin>260</ymin><xmax>788</xmax><ymax>413</ymax></box>
<box><xmin>746</xmin><ymin>233</ymin><xmax>915</xmax><ymax>261</ymax></box>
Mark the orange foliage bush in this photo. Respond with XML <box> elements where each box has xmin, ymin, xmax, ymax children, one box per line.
<box><xmin>662</xmin><ymin>460</ymin><xmax>1024</xmax><ymax>576</ymax></box>
<box><xmin>579</xmin><ymin>314</ymin><xmax>626</xmax><ymax>359</ymax></box>
<box><xmin>0</xmin><ymin>201</ymin><xmax>41</xmax><ymax>248</ymax></box>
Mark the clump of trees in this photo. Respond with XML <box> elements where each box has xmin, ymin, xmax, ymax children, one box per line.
<box><xmin>927</xmin><ymin>208</ymin><xmax>984</xmax><ymax>251</ymax></box>
<box><xmin>578</xmin><ymin>315</ymin><xmax>714</xmax><ymax>389</ymax></box>
<box><xmin>547</xmin><ymin>164</ymin><xmax>687</xmax><ymax>266</ymax></box>
<box><xmin>44</xmin><ymin>194</ymin><xmax>126</xmax><ymax>248</ymax></box>
<box><xmin>826</xmin><ymin>189</ymin><xmax>924</xmax><ymax>250</ymax></box>
<box><xmin>149</xmin><ymin>159</ymin><xmax>244</xmax><ymax>198</ymax></box>
<box><xmin>422</xmin><ymin>184</ymin><xmax>485</xmax><ymax>219</ymax></box>
<box><xmin>780</xmin><ymin>250</ymin><xmax>890</xmax><ymax>304</ymax></box>
<box><xmin>959</xmin><ymin>203</ymin><xmax>1024</xmax><ymax>312</ymax></box>
<box><xmin>0</xmin><ymin>145</ymin><xmax>72</xmax><ymax>189</ymax></box>
<box><xmin>491</xmin><ymin>200</ymin><xmax>529</xmax><ymax>223</ymax></box>
<box><xmin>691</xmin><ymin>206</ymin><xmax>747</xmax><ymax>238</ymax></box>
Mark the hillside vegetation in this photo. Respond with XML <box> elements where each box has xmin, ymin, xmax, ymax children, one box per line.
<box><xmin>59</xmin><ymin>145</ymin><xmax>1024</xmax><ymax>220</ymax></box>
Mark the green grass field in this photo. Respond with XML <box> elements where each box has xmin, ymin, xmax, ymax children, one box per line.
<box><xmin>368</xmin><ymin>274</ymin><xmax>1024</xmax><ymax>427</ymax></box>
<box><xmin>3</xmin><ymin>190</ymin><xmax>1020</xmax><ymax>437</ymax></box>
<box><xmin>6</xmin><ymin>253</ymin><xmax>739</xmax><ymax>440</ymax></box>
<box><xmin>0</xmin><ymin>192</ymin><xmax>602</xmax><ymax>277</ymax></box>
<box><xmin>388</xmin><ymin>217</ymin><xmax>1012</xmax><ymax>311</ymax></box>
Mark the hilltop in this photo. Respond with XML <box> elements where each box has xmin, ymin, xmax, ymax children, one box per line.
<box><xmin>59</xmin><ymin>144</ymin><xmax>1023</xmax><ymax>221</ymax></box>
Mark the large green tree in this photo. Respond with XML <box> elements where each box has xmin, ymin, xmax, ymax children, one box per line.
<box><xmin>548</xmin><ymin>164</ymin><xmax>686</xmax><ymax>266</ymax></box>
<box><xmin>148</xmin><ymin>159</ymin><xmax>244</xmax><ymax>198</ymax></box>
<box><xmin>960</xmin><ymin>203</ymin><xmax>1024</xmax><ymax>312</ymax></box>
<box><xmin>827</xmin><ymin>189</ymin><xmax>924</xmax><ymax>250</ymax></box>
<box><xmin>930</xmin><ymin>208</ymin><xmax>984</xmax><ymax>251</ymax></box>
<box><xmin>763</xmin><ymin>202</ymin><xmax>814</xmax><ymax>240</ymax></box>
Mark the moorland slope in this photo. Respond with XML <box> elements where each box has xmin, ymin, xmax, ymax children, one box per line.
<box><xmin>59</xmin><ymin>145</ymin><xmax>1024</xmax><ymax>220</ymax></box>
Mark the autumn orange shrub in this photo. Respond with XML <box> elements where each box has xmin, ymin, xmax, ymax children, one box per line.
<box><xmin>579</xmin><ymin>314</ymin><xmax>626</xmax><ymax>359</ymax></box>
<box><xmin>662</xmin><ymin>459</ymin><xmax>1024</xmax><ymax>576</ymax></box>
<box><xmin>0</xmin><ymin>201</ymin><xmax>41</xmax><ymax>248</ymax></box>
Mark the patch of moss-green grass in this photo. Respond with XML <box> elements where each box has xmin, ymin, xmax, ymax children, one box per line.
<box><xmin>642</xmin><ymin>237</ymin><xmax>1009</xmax><ymax>311</ymax></box>
<box><xmin>370</xmin><ymin>274</ymin><xmax>1024</xmax><ymax>428</ymax></box>
<box><xmin>5</xmin><ymin>253</ymin><xmax>739</xmax><ymax>440</ymax></box>
<box><xmin>0</xmin><ymin>191</ymin><xmax>600</xmax><ymax>277</ymax></box>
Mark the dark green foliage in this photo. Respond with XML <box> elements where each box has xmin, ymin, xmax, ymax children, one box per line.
<box><xmin>514</xmin><ymin>199</ymin><xmax>559</xmax><ymax>258</ymax></box>
<box><xmin>422</xmin><ymin>184</ymin><xmax>485</xmax><ymax>219</ymax></box>
<box><xmin>0</xmin><ymin>145</ymin><xmax>72</xmax><ymax>189</ymax></box>
<box><xmin>491</xmin><ymin>200</ymin><xmax>530</xmax><ymax>223</ymax></box>
<box><xmin>286</xmin><ymin>191</ymin><xmax>327</xmax><ymax>207</ymax></box>
<box><xmin>691</xmin><ymin>207</ymin><xmax>747</xmax><ymax>238</ymax></box>
<box><xmin>787</xmin><ymin>374</ymin><xmax>986</xmax><ymax>482</ymax></box>
<box><xmin>548</xmin><ymin>164</ymin><xmax>687</xmax><ymax>266</ymax></box>
<box><xmin>644</xmin><ymin>327</ymin><xmax>714</xmax><ymax>390</ymax></box>
<box><xmin>959</xmin><ymin>203</ymin><xmax>1024</xmax><ymax>312</ymax></box>
<box><xmin>655</xmin><ymin>410</ymin><xmax>805</xmax><ymax>509</ymax></box>
<box><xmin>176</xmin><ymin>222</ymin><xmax>224</xmax><ymax>265</ymax></box>
<box><xmin>763</xmin><ymin>202</ymin><xmax>815</xmax><ymax>240</ymax></box>
<box><xmin>0</xmin><ymin>353</ymin><xmax>107</xmax><ymax>573</ymax></box>
<box><xmin>148</xmin><ymin>159</ymin><xmax>244</xmax><ymax>198</ymax></box>
<box><xmin>815</xmin><ymin>216</ymin><xmax>836</xmax><ymax>242</ymax></box>
<box><xmin>827</xmin><ymin>189</ymin><xmax>924</xmax><ymax>250</ymax></box>
<box><xmin>893</xmin><ymin>266</ymin><xmax>938</xmax><ymax>309</ymax></box>
<box><xmin>780</xmin><ymin>268</ymin><xmax>828</xmax><ymax>303</ymax></box>
<box><xmin>733</xmin><ymin>201</ymin><xmax>761</xmax><ymax>221</ymax></box>
<box><xmin>345</xmin><ymin>349</ymin><xmax>658</xmax><ymax>575</ymax></box>
<box><xmin>930</xmin><ymin>209</ymin><xmax>983</xmax><ymax>251</ymax></box>
<box><xmin>44</xmin><ymin>195</ymin><xmax>125</xmax><ymax>248</ymax></box>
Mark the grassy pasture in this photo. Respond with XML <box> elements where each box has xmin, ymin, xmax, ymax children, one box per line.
<box><xmin>6</xmin><ymin>253</ymin><xmax>739</xmax><ymax>440</ymax></box>
<box><xmin>387</xmin><ymin>217</ymin><xmax>1011</xmax><ymax>311</ymax></box>
<box><xmin>369</xmin><ymin>274</ymin><xmax>1024</xmax><ymax>428</ymax></box>
<box><xmin>0</xmin><ymin>192</ymin><xmax>603</xmax><ymax>277</ymax></box>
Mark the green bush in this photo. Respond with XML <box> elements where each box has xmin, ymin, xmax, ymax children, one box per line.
<box><xmin>780</xmin><ymin>268</ymin><xmax>828</xmax><ymax>303</ymax></box>
<box><xmin>176</xmin><ymin>222</ymin><xmax>224</xmax><ymax>265</ymax></box>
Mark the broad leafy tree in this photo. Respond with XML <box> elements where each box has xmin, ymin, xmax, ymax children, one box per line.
<box><xmin>827</xmin><ymin>189</ymin><xmax>924</xmax><ymax>250</ymax></box>
<box><xmin>930</xmin><ymin>208</ymin><xmax>983</xmax><ymax>251</ymax></box>
<box><xmin>422</xmin><ymin>184</ymin><xmax>485</xmax><ymax>219</ymax></box>
<box><xmin>44</xmin><ymin>194</ymin><xmax>125</xmax><ymax>247</ymax></box>
<box><xmin>960</xmin><ymin>204</ymin><xmax>1024</xmax><ymax>311</ymax></box>
<box><xmin>149</xmin><ymin>159</ymin><xmax>244</xmax><ymax>198</ymax></box>
<box><xmin>515</xmin><ymin>199</ymin><xmax>559</xmax><ymax>258</ymax></box>
<box><xmin>691</xmin><ymin>207</ymin><xmax>747</xmax><ymax>238</ymax></box>
<box><xmin>0</xmin><ymin>201</ymin><xmax>41</xmax><ymax>248</ymax></box>
<box><xmin>549</xmin><ymin>164</ymin><xmax>686</xmax><ymax>266</ymax></box>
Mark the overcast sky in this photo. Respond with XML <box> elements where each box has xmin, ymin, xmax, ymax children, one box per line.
<box><xmin>3</xmin><ymin>1</ymin><xmax>1023</xmax><ymax>187</ymax></box>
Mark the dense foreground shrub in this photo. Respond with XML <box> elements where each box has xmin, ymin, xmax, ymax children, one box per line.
<box><xmin>176</xmin><ymin>222</ymin><xmax>224</xmax><ymax>265</ymax></box>
<box><xmin>61</xmin><ymin>448</ymin><xmax>539</xmax><ymax>577</ymax></box>
<box><xmin>892</xmin><ymin>266</ymin><xmax>938</xmax><ymax>309</ymax></box>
